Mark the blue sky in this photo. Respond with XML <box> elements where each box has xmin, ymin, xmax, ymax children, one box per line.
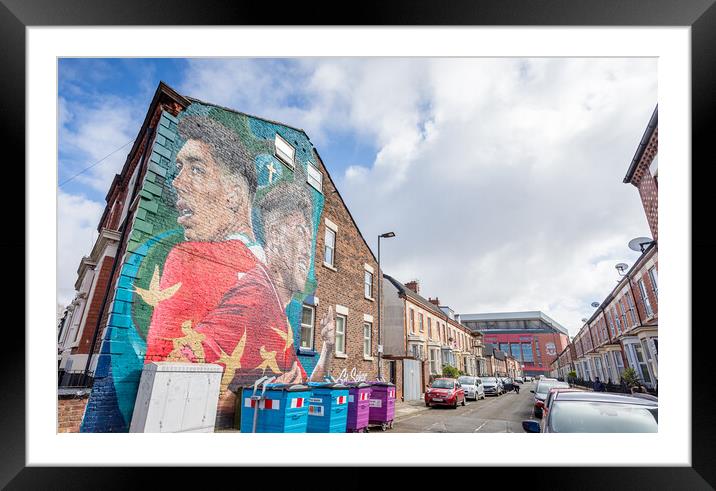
<box><xmin>58</xmin><ymin>57</ymin><xmax>657</xmax><ymax>336</ymax></box>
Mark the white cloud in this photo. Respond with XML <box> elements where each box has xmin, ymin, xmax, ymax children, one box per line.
<box><xmin>57</xmin><ymin>190</ymin><xmax>105</xmax><ymax>306</ymax></box>
<box><xmin>67</xmin><ymin>57</ymin><xmax>656</xmax><ymax>337</ymax></box>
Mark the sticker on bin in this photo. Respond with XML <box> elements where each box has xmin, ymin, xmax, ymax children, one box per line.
<box><xmin>290</xmin><ymin>397</ymin><xmax>305</xmax><ymax>408</ymax></box>
<box><xmin>309</xmin><ymin>397</ymin><xmax>322</xmax><ymax>403</ymax></box>
<box><xmin>349</xmin><ymin>392</ymin><xmax>368</xmax><ymax>403</ymax></box>
<box><xmin>336</xmin><ymin>395</ymin><xmax>347</xmax><ymax>405</ymax></box>
<box><xmin>244</xmin><ymin>398</ymin><xmax>280</xmax><ymax>409</ymax></box>
<box><xmin>369</xmin><ymin>399</ymin><xmax>382</xmax><ymax>408</ymax></box>
<box><xmin>308</xmin><ymin>405</ymin><xmax>324</xmax><ymax>416</ymax></box>
<box><xmin>389</xmin><ymin>389</ymin><xmax>395</xmax><ymax>398</ymax></box>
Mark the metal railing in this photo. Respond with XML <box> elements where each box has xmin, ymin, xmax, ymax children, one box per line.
<box><xmin>568</xmin><ymin>377</ymin><xmax>657</xmax><ymax>396</ymax></box>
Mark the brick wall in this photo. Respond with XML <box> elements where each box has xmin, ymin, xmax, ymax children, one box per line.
<box><xmin>58</xmin><ymin>394</ymin><xmax>89</xmax><ymax>433</ymax></box>
<box><xmin>82</xmin><ymin>96</ymin><xmax>381</xmax><ymax>432</ymax></box>
<box><xmin>74</xmin><ymin>255</ymin><xmax>114</xmax><ymax>355</ymax></box>
<box><xmin>313</xmin><ymin>150</ymin><xmax>379</xmax><ymax>381</ymax></box>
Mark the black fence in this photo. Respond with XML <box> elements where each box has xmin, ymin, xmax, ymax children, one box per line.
<box><xmin>58</xmin><ymin>369</ymin><xmax>94</xmax><ymax>389</ymax></box>
<box><xmin>567</xmin><ymin>377</ymin><xmax>657</xmax><ymax>397</ymax></box>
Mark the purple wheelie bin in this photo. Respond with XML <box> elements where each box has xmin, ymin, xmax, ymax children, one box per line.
<box><xmin>345</xmin><ymin>382</ymin><xmax>372</xmax><ymax>433</ymax></box>
<box><xmin>367</xmin><ymin>381</ymin><xmax>396</xmax><ymax>431</ymax></box>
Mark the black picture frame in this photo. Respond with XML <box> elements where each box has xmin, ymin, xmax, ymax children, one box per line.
<box><xmin>4</xmin><ymin>0</ymin><xmax>711</xmax><ymax>487</ymax></box>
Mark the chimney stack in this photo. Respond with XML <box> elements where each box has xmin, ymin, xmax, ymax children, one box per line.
<box><xmin>428</xmin><ymin>297</ymin><xmax>440</xmax><ymax>306</ymax></box>
<box><xmin>404</xmin><ymin>280</ymin><xmax>420</xmax><ymax>294</ymax></box>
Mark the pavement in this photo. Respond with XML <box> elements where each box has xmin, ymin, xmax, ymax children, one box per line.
<box><xmin>393</xmin><ymin>397</ymin><xmax>431</xmax><ymax>422</ymax></box>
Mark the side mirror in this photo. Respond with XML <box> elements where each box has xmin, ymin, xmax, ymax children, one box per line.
<box><xmin>530</xmin><ymin>389</ymin><xmax>535</xmax><ymax>393</ymax></box>
<box><xmin>522</xmin><ymin>420</ymin><xmax>541</xmax><ymax>433</ymax></box>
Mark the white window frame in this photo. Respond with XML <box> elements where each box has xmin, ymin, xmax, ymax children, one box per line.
<box><xmin>335</xmin><ymin>313</ymin><xmax>347</xmax><ymax>356</ymax></box>
<box><xmin>638</xmin><ymin>278</ymin><xmax>654</xmax><ymax>318</ymax></box>
<box><xmin>274</xmin><ymin>133</ymin><xmax>296</xmax><ymax>169</ymax></box>
<box><xmin>364</xmin><ymin>270</ymin><xmax>374</xmax><ymax>300</ymax></box>
<box><xmin>627</xmin><ymin>292</ymin><xmax>638</xmax><ymax>326</ymax></box>
<box><xmin>363</xmin><ymin>321</ymin><xmax>372</xmax><ymax>359</ymax></box>
<box><xmin>300</xmin><ymin>304</ymin><xmax>315</xmax><ymax>350</ymax></box>
<box><xmin>324</xmin><ymin>227</ymin><xmax>336</xmax><ymax>268</ymax></box>
<box><xmin>307</xmin><ymin>161</ymin><xmax>323</xmax><ymax>193</ymax></box>
<box><xmin>649</xmin><ymin>267</ymin><xmax>658</xmax><ymax>297</ymax></box>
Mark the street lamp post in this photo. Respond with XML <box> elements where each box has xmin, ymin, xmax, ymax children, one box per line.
<box><xmin>377</xmin><ymin>232</ymin><xmax>396</xmax><ymax>381</ymax></box>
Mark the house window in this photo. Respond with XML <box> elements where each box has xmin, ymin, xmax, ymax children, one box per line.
<box><xmin>638</xmin><ymin>278</ymin><xmax>654</xmax><ymax>317</ymax></box>
<box><xmin>619</xmin><ymin>299</ymin><xmax>628</xmax><ymax>330</ymax></box>
<box><xmin>363</xmin><ymin>322</ymin><xmax>372</xmax><ymax>358</ymax></box>
<box><xmin>300</xmin><ymin>305</ymin><xmax>315</xmax><ymax>349</ymax></box>
<box><xmin>274</xmin><ymin>133</ymin><xmax>295</xmax><ymax>168</ymax></box>
<box><xmin>613</xmin><ymin>307</ymin><xmax>622</xmax><ymax>334</ymax></box>
<box><xmin>649</xmin><ymin>267</ymin><xmax>658</xmax><ymax>297</ymax></box>
<box><xmin>307</xmin><ymin>161</ymin><xmax>323</xmax><ymax>192</ymax></box>
<box><xmin>324</xmin><ymin>227</ymin><xmax>336</xmax><ymax>267</ymax></box>
<box><xmin>364</xmin><ymin>270</ymin><xmax>373</xmax><ymax>299</ymax></box>
<box><xmin>335</xmin><ymin>314</ymin><xmax>347</xmax><ymax>355</ymax></box>
<box><xmin>627</xmin><ymin>292</ymin><xmax>638</xmax><ymax>326</ymax></box>
<box><xmin>409</xmin><ymin>309</ymin><xmax>415</xmax><ymax>333</ymax></box>
<box><xmin>429</xmin><ymin>348</ymin><xmax>440</xmax><ymax>374</ymax></box>
<box><xmin>418</xmin><ymin>313</ymin><xmax>424</xmax><ymax>332</ymax></box>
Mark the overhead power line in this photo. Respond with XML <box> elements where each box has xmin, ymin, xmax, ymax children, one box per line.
<box><xmin>58</xmin><ymin>139</ymin><xmax>135</xmax><ymax>187</ymax></box>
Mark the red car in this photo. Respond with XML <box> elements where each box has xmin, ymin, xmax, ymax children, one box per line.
<box><xmin>425</xmin><ymin>378</ymin><xmax>466</xmax><ymax>408</ymax></box>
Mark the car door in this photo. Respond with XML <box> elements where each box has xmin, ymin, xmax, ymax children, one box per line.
<box><xmin>476</xmin><ymin>378</ymin><xmax>484</xmax><ymax>398</ymax></box>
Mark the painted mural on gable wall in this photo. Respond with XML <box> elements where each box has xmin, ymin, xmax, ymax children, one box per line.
<box><xmin>82</xmin><ymin>104</ymin><xmax>336</xmax><ymax>431</ymax></box>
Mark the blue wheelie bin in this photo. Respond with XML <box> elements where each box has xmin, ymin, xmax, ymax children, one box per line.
<box><xmin>306</xmin><ymin>382</ymin><xmax>349</xmax><ymax>433</ymax></box>
<box><xmin>240</xmin><ymin>382</ymin><xmax>311</xmax><ymax>433</ymax></box>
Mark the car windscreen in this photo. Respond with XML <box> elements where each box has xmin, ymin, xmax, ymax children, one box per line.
<box><xmin>548</xmin><ymin>401</ymin><xmax>658</xmax><ymax>433</ymax></box>
<box><xmin>536</xmin><ymin>381</ymin><xmax>569</xmax><ymax>396</ymax></box>
<box><xmin>458</xmin><ymin>377</ymin><xmax>475</xmax><ymax>385</ymax></box>
<box><xmin>482</xmin><ymin>377</ymin><xmax>497</xmax><ymax>384</ymax></box>
<box><xmin>431</xmin><ymin>380</ymin><xmax>454</xmax><ymax>389</ymax></box>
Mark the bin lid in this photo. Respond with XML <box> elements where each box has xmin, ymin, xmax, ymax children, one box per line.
<box><xmin>242</xmin><ymin>383</ymin><xmax>309</xmax><ymax>392</ymax></box>
<box><xmin>345</xmin><ymin>382</ymin><xmax>371</xmax><ymax>389</ymax></box>
<box><xmin>307</xmin><ymin>382</ymin><xmax>349</xmax><ymax>390</ymax></box>
<box><xmin>368</xmin><ymin>381</ymin><xmax>396</xmax><ymax>387</ymax></box>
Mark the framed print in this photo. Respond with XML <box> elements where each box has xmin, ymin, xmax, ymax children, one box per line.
<box><xmin>6</xmin><ymin>0</ymin><xmax>714</xmax><ymax>487</ymax></box>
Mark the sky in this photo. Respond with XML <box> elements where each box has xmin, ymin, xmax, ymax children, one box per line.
<box><xmin>57</xmin><ymin>57</ymin><xmax>656</xmax><ymax>337</ymax></box>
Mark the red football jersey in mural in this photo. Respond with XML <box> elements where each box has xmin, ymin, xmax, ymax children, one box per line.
<box><xmin>143</xmin><ymin>240</ymin><xmax>305</xmax><ymax>384</ymax></box>
<box><xmin>144</xmin><ymin>240</ymin><xmax>258</xmax><ymax>362</ymax></box>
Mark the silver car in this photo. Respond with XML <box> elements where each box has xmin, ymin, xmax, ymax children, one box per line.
<box><xmin>457</xmin><ymin>376</ymin><xmax>486</xmax><ymax>400</ymax></box>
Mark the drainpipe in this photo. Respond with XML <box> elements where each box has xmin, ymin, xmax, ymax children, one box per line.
<box><xmin>81</xmin><ymin>124</ymin><xmax>156</xmax><ymax>387</ymax></box>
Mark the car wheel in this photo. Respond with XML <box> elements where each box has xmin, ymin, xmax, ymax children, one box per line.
<box><xmin>425</xmin><ymin>402</ymin><xmax>430</xmax><ymax>407</ymax></box>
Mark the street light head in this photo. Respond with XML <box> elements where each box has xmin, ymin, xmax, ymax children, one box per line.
<box><xmin>380</xmin><ymin>232</ymin><xmax>396</xmax><ymax>238</ymax></box>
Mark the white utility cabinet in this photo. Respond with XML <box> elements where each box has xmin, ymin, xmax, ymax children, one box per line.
<box><xmin>129</xmin><ymin>362</ymin><xmax>223</xmax><ymax>433</ymax></box>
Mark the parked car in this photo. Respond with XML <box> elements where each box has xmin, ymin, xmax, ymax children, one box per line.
<box><xmin>457</xmin><ymin>376</ymin><xmax>486</xmax><ymax>401</ymax></box>
<box><xmin>514</xmin><ymin>377</ymin><xmax>524</xmax><ymax>384</ymax></box>
<box><xmin>540</xmin><ymin>387</ymin><xmax>585</xmax><ymax>429</ymax></box>
<box><xmin>522</xmin><ymin>392</ymin><xmax>658</xmax><ymax>433</ymax></box>
<box><xmin>500</xmin><ymin>377</ymin><xmax>515</xmax><ymax>392</ymax></box>
<box><xmin>481</xmin><ymin>377</ymin><xmax>502</xmax><ymax>397</ymax></box>
<box><xmin>425</xmin><ymin>378</ymin><xmax>466</xmax><ymax>408</ymax></box>
<box><xmin>531</xmin><ymin>379</ymin><xmax>570</xmax><ymax>418</ymax></box>
<box><xmin>524</xmin><ymin>376</ymin><xmax>533</xmax><ymax>382</ymax></box>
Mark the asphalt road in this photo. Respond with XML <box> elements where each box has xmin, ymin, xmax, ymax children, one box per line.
<box><xmin>390</xmin><ymin>382</ymin><xmax>537</xmax><ymax>433</ymax></box>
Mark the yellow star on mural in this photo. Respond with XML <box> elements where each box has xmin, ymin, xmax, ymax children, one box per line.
<box><xmin>216</xmin><ymin>329</ymin><xmax>247</xmax><ymax>388</ymax></box>
<box><xmin>162</xmin><ymin>320</ymin><xmax>206</xmax><ymax>363</ymax></box>
<box><xmin>256</xmin><ymin>345</ymin><xmax>281</xmax><ymax>374</ymax></box>
<box><xmin>271</xmin><ymin>321</ymin><xmax>294</xmax><ymax>352</ymax></box>
<box><xmin>134</xmin><ymin>265</ymin><xmax>181</xmax><ymax>307</ymax></box>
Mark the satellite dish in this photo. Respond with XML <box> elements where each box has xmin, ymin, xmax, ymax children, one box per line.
<box><xmin>590</xmin><ymin>302</ymin><xmax>600</xmax><ymax>308</ymax></box>
<box><xmin>581</xmin><ymin>318</ymin><xmax>588</xmax><ymax>323</ymax></box>
<box><xmin>628</xmin><ymin>237</ymin><xmax>654</xmax><ymax>253</ymax></box>
<box><xmin>615</xmin><ymin>263</ymin><xmax>629</xmax><ymax>273</ymax></box>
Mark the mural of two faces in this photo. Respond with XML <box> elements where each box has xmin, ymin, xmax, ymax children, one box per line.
<box><xmin>82</xmin><ymin>104</ymin><xmax>335</xmax><ymax>431</ymax></box>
